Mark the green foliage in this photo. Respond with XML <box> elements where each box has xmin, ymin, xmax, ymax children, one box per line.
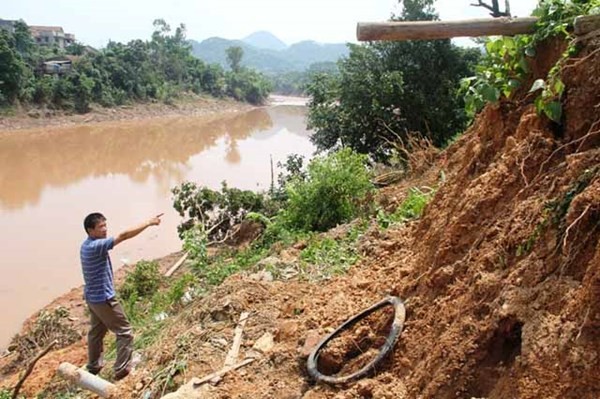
<box><xmin>460</xmin><ymin>35</ymin><xmax>531</xmax><ymax>116</ymax></box>
<box><xmin>172</xmin><ymin>181</ymin><xmax>279</xmax><ymax>240</ymax></box>
<box><xmin>0</xmin><ymin>19</ymin><xmax>272</xmax><ymax>112</ymax></box>
<box><xmin>120</xmin><ymin>260</ymin><xmax>161</xmax><ymax>301</ymax></box>
<box><xmin>461</xmin><ymin>0</ymin><xmax>600</xmax><ymax>122</ymax></box>
<box><xmin>196</xmin><ymin>245</ymin><xmax>269</xmax><ymax>286</ymax></box>
<box><xmin>226</xmin><ymin>67</ymin><xmax>272</xmax><ymax>104</ymax></box>
<box><xmin>268</xmin><ymin>62</ymin><xmax>339</xmax><ymax>95</ymax></box>
<box><xmin>0</xmin><ymin>30</ymin><xmax>27</xmax><ymax>105</ymax></box>
<box><xmin>0</xmin><ymin>389</ymin><xmax>12</xmax><ymax>399</ymax></box>
<box><xmin>226</xmin><ymin>46</ymin><xmax>244</xmax><ymax>72</ymax></box>
<box><xmin>281</xmin><ymin>148</ymin><xmax>374</xmax><ymax>232</ymax></box>
<box><xmin>182</xmin><ymin>224</ymin><xmax>208</xmax><ymax>274</ymax></box>
<box><xmin>377</xmin><ymin>187</ymin><xmax>435</xmax><ymax>228</ymax></box>
<box><xmin>306</xmin><ymin>0</ymin><xmax>480</xmax><ymax>161</ymax></box>
<box><xmin>299</xmin><ymin>233</ymin><xmax>360</xmax><ymax>279</ymax></box>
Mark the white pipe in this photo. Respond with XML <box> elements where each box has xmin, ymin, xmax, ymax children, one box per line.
<box><xmin>57</xmin><ymin>362</ymin><xmax>118</xmax><ymax>398</ymax></box>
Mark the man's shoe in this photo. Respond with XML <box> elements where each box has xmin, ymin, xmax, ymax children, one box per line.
<box><xmin>86</xmin><ymin>365</ymin><xmax>103</xmax><ymax>375</ymax></box>
<box><xmin>114</xmin><ymin>365</ymin><xmax>131</xmax><ymax>381</ymax></box>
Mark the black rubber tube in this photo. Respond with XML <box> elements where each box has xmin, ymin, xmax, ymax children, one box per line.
<box><xmin>306</xmin><ymin>296</ymin><xmax>406</xmax><ymax>385</ymax></box>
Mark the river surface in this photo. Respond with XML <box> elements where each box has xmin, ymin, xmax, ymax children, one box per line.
<box><xmin>0</xmin><ymin>102</ymin><xmax>314</xmax><ymax>349</ymax></box>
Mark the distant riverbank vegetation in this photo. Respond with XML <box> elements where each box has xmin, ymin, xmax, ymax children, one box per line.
<box><xmin>0</xmin><ymin>19</ymin><xmax>272</xmax><ymax>113</ymax></box>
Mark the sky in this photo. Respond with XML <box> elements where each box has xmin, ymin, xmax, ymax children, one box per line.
<box><xmin>2</xmin><ymin>0</ymin><xmax>539</xmax><ymax>47</ymax></box>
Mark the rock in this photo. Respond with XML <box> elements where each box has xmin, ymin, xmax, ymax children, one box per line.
<box><xmin>300</xmin><ymin>330</ymin><xmax>322</xmax><ymax>357</ymax></box>
<box><xmin>253</xmin><ymin>332</ymin><xmax>275</xmax><ymax>353</ymax></box>
<box><xmin>249</xmin><ymin>270</ymin><xmax>274</xmax><ymax>282</ymax></box>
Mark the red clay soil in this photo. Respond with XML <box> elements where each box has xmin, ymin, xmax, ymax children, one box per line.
<box><xmin>1</xmin><ymin>37</ymin><xmax>599</xmax><ymax>399</ymax></box>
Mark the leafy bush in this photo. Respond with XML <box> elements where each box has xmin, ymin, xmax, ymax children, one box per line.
<box><xmin>281</xmin><ymin>148</ymin><xmax>374</xmax><ymax>232</ymax></box>
<box><xmin>306</xmin><ymin>0</ymin><xmax>480</xmax><ymax>162</ymax></box>
<box><xmin>461</xmin><ymin>0</ymin><xmax>600</xmax><ymax>122</ymax></box>
<box><xmin>377</xmin><ymin>187</ymin><xmax>435</xmax><ymax>228</ymax></box>
<box><xmin>172</xmin><ymin>181</ymin><xmax>279</xmax><ymax>241</ymax></box>
<box><xmin>182</xmin><ymin>224</ymin><xmax>208</xmax><ymax>274</ymax></box>
<box><xmin>120</xmin><ymin>260</ymin><xmax>161</xmax><ymax>301</ymax></box>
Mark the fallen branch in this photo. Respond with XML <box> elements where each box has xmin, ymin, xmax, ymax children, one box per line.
<box><xmin>12</xmin><ymin>340</ymin><xmax>57</xmax><ymax>399</ymax></box>
<box><xmin>224</xmin><ymin>312</ymin><xmax>250</xmax><ymax>367</ymax></box>
<box><xmin>191</xmin><ymin>358</ymin><xmax>255</xmax><ymax>387</ymax></box>
<box><xmin>165</xmin><ymin>252</ymin><xmax>189</xmax><ymax>277</ymax></box>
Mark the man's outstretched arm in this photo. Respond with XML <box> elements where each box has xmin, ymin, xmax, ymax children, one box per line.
<box><xmin>114</xmin><ymin>213</ymin><xmax>163</xmax><ymax>246</ymax></box>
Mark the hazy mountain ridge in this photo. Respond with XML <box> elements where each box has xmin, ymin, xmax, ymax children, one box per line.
<box><xmin>190</xmin><ymin>32</ymin><xmax>349</xmax><ymax>73</ymax></box>
<box><xmin>242</xmin><ymin>31</ymin><xmax>287</xmax><ymax>51</ymax></box>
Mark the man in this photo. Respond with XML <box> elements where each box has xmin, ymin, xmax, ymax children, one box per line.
<box><xmin>80</xmin><ymin>212</ymin><xmax>163</xmax><ymax>380</ymax></box>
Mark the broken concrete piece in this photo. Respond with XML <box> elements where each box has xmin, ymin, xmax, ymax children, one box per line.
<box><xmin>252</xmin><ymin>332</ymin><xmax>275</xmax><ymax>353</ymax></box>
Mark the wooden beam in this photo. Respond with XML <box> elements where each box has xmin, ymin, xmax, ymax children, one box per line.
<box><xmin>164</xmin><ymin>251</ymin><xmax>189</xmax><ymax>277</ymax></box>
<box><xmin>224</xmin><ymin>312</ymin><xmax>250</xmax><ymax>367</ymax></box>
<box><xmin>357</xmin><ymin>17</ymin><xmax>538</xmax><ymax>41</ymax></box>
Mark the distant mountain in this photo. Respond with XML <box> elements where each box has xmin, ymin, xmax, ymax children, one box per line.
<box><xmin>190</xmin><ymin>32</ymin><xmax>349</xmax><ymax>73</ymax></box>
<box><xmin>242</xmin><ymin>31</ymin><xmax>287</xmax><ymax>51</ymax></box>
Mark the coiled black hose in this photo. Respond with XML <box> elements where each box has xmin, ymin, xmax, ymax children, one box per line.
<box><xmin>307</xmin><ymin>296</ymin><xmax>406</xmax><ymax>385</ymax></box>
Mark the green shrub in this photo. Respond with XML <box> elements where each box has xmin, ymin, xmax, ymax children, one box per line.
<box><xmin>377</xmin><ymin>187</ymin><xmax>435</xmax><ymax>228</ymax></box>
<box><xmin>172</xmin><ymin>181</ymin><xmax>279</xmax><ymax>240</ymax></box>
<box><xmin>281</xmin><ymin>148</ymin><xmax>374</xmax><ymax>231</ymax></box>
<box><xmin>461</xmin><ymin>0</ymin><xmax>600</xmax><ymax>122</ymax></box>
<box><xmin>120</xmin><ymin>260</ymin><xmax>161</xmax><ymax>301</ymax></box>
<box><xmin>182</xmin><ymin>224</ymin><xmax>208</xmax><ymax>274</ymax></box>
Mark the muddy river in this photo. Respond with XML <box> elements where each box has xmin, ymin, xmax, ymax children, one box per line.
<box><xmin>0</xmin><ymin>102</ymin><xmax>314</xmax><ymax>349</ymax></box>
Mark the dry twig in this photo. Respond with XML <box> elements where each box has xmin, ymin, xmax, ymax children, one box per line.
<box><xmin>12</xmin><ymin>340</ymin><xmax>57</xmax><ymax>399</ymax></box>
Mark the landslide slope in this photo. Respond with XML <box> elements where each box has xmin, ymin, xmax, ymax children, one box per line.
<box><xmin>2</xmin><ymin>36</ymin><xmax>599</xmax><ymax>399</ymax></box>
<box><xmin>126</xmin><ymin>36</ymin><xmax>599</xmax><ymax>399</ymax></box>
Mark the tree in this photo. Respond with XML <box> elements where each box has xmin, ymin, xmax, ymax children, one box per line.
<box><xmin>226</xmin><ymin>46</ymin><xmax>244</xmax><ymax>73</ymax></box>
<box><xmin>470</xmin><ymin>0</ymin><xmax>511</xmax><ymax>17</ymax></box>
<box><xmin>306</xmin><ymin>0</ymin><xmax>481</xmax><ymax>162</ymax></box>
<box><xmin>0</xmin><ymin>31</ymin><xmax>26</xmax><ymax>104</ymax></box>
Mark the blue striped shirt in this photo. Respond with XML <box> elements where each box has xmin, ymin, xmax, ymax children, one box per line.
<box><xmin>80</xmin><ymin>237</ymin><xmax>115</xmax><ymax>303</ymax></box>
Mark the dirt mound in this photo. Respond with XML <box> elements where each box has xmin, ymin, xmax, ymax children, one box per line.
<box><xmin>2</xmin><ymin>37</ymin><xmax>599</xmax><ymax>399</ymax></box>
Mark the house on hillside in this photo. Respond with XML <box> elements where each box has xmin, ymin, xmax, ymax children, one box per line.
<box><xmin>37</xmin><ymin>55</ymin><xmax>79</xmax><ymax>75</ymax></box>
<box><xmin>29</xmin><ymin>25</ymin><xmax>75</xmax><ymax>48</ymax></box>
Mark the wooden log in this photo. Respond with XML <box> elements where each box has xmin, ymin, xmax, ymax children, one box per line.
<box><xmin>574</xmin><ymin>15</ymin><xmax>600</xmax><ymax>36</ymax></box>
<box><xmin>357</xmin><ymin>17</ymin><xmax>538</xmax><ymax>41</ymax></box>
<box><xmin>224</xmin><ymin>312</ymin><xmax>250</xmax><ymax>367</ymax></box>
<box><xmin>164</xmin><ymin>251</ymin><xmax>189</xmax><ymax>277</ymax></box>
<box><xmin>57</xmin><ymin>362</ymin><xmax>118</xmax><ymax>398</ymax></box>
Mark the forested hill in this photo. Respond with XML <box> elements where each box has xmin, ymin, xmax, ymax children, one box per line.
<box><xmin>190</xmin><ymin>34</ymin><xmax>349</xmax><ymax>73</ymax></box>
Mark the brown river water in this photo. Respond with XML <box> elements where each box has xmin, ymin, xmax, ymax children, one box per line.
<box><xmin>0</xmin><ymin>102</ymin><xmax>314</xmax><ymax>349</ymax></box>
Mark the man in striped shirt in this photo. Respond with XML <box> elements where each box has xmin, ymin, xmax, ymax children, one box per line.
<box><xmin>80</xmin><ymin>212</ymin><xmax>162</xmax><ymax>380</ymax></box>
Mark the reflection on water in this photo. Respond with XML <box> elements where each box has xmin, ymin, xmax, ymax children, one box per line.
<box><xmin>0</xmin><ymin>108</ymin><xmax>276</xmax><ymax>209</ymax></box>
<box><xmin>0</xmin><ymin>105</ymin><xmax>314</xmax><ymax>349</ymax></box>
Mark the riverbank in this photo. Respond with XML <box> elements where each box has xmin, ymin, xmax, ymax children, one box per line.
<box><xmin>0</xmin><ymin>94</ymin><xmax>255</xmax><ymax>131</ymax></box>
<box><xmin>0</xmin><ymin>94</ymin><xmax>310</xmax><ymax>132</ymax></box>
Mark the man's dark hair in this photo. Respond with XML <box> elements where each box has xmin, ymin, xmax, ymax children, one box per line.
<box><xmin>84</xmin><ymin>213</ymin><xmax>106</xmax><ymax>233</ymax></box>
